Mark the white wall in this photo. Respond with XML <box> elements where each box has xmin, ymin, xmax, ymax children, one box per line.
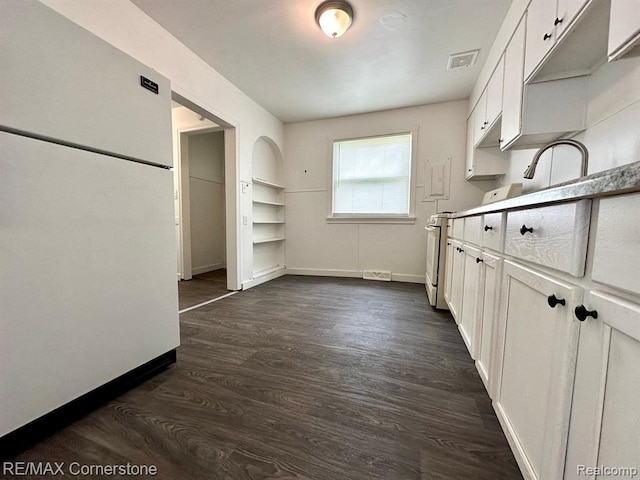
<box><xmin>499</xmin><ymin>47</ymin><xmax>640</xmax><ymax>192</ymax></box>
<box><xmin>189</xmin><ymin>131</ymin><xmax>226</xmax><ymax>275</ymax></box>
<box><xmin>283</xmin><ymin>101</ymin><xmax>498</xmax><ymax>282</ymax></box>
<box><xmin>40</xmin><ymin>0</ymin><xmax>284</xmax><ymax>290</ymax></box>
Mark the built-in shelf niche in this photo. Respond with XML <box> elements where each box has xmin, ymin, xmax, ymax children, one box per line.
<box><xmin>251</xmin><ymin>137</ymin><xmax>285</xmax><ymax>282</ymax></box>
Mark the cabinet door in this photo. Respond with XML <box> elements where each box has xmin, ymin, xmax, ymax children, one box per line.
<box><xmin>444</xmin><ymin>239</ymin><xmax>455</xmax><ymax>307</ymax></box>
<box><xmin>501</xmin><ymin>16</ymin><xmax>526</xmax><ymax>149</ymax></box>
<box><xmin>473</xmin><ymin>91</ymin><xmax>488</xmax><ymax>147</ymax></box>
<box><xmin>476</xmin><ymin>252</ymin><xmax>503</xmax><ymax>398</ymax></box>
<box><xmin>524</xmin><ymin>0</ymin><xmax>558</xmax><ymax>81</ymax></box>
<box><xmin>465</xmin><ymin>112</ymin><xmax>475</xmax><ymax>177</ymax></box>
<box><xmin>486</xmin><ymin>55</ymin><xmax>505</xmax><ymax>129</ymax></box>
<box><xmin>494</xmin><ymin>261</ymin><xmax>582</xmax><ymax>480</ymax></box>
<box><xmin>608</xmin><ymin>0</ymin><xmax>640</xmax><ymax>59</ymax></box>
<box><xmin>564</xmin><ymin>291</ymin><xmax>640</xmax><ymax>479</ymax></box>
<box><xmin>459</xmin><ymin>245</ymin><xmax>482</xmax><ymax>358</ymax></box>
<box><xmin>555</xmin><ymin>0</ymin><xmax>588</xmax><ymax>38</ymax></box>
<box><xmin>448</xmin><ymin>240</ymin><xmax>465</xmax><ymax>324</ymax></box>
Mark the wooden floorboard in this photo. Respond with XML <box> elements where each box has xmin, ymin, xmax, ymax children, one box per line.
<box><xmin>177</xmin><ymin>269</ymin><xmax>229</xmax><ymax>310</ymax></box>
<box><xmin>11</xmin><ymin>275</ymin><xmax>522</xmax><ymax>479</ymax></box>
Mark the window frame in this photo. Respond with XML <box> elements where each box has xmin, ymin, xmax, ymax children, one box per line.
<box><xmin>327</xmin><ymin>130</ymin><xmax>418</xmax><ymax>224</ymax></box>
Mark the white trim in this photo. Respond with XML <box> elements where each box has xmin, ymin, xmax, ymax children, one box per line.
<box><xmin>391</xmin><ymin>273</ymin><xmax>425</xmax><ymax>284</ymax></box>
<box><xmin>285</xmin><ymin>269</ymin><xmax>424</xmax><ymax>284</ymax></box>
<box><xmin>243</xmin><ymin>266</ymin><xmax>287</xmax><ymax>289</ymax></box>
<box><xmin>286</xmin><ymin>268</ymin><xmax>362</xmax><ymax>278</ymax></box>
<box><xmin>327</xmin><ymin>128</ymin><xmax>420</xmax><ymax>221</ymax></box>
<box><xmin>178</xmin><ymin>291</ymin><xmax>238</xmax><ymax>314</ymax></box>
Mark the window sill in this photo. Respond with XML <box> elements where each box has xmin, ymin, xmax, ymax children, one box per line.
<box><xmin>326</xmin><ymin>215</ymin><xmax>416</xmax><ymax>224</ymax></box>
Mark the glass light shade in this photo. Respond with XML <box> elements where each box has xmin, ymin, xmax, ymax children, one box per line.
<box><xmin>316</xmin><ymin>2</ymin><xmax>353</xmax><ymax>38</ymax></box>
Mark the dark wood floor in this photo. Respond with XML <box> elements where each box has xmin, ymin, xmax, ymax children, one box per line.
<box><xmin>178</xmin><ymin>269</ymin><xmax>229</xmax><ymax>310</ymax></box>
<box><xmin>12</xmin><ymin>276</ymin><xmax>522</xmax><ymax>479</ymax></box>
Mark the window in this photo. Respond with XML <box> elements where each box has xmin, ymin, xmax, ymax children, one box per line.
<box><xmin>330</xmin><ymin>132</ymin><xmax>414</xmax><ymax>220</ymax></box>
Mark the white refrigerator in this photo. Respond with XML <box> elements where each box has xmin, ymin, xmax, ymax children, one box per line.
<box><xmin>0</xmin><ymin>0</ymin><xmax>180</xmax><ymax>441</ymax></box>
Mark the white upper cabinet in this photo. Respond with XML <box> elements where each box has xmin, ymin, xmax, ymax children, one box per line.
<box><xmin>474</xmin><ymin>55</ymin><xmax>505</xmax><ymax>149</ymax></box>
<box><xmin>608</xmin><ymin>0</ymin><xmax>640</xmax><ymax>60</ymax></box>
<box><xmin>525</xmin><ymin>0</ymin><xmax>589</xmax><ymax>80</ymax></box>
<box><xmin>501</xmin><ymin>16</ymin><xmax>527</xmax><ymax>149</ymax></box>
<box><xmin>524</xmin><ymin>0</ymin><xmax>558</xmax><ymax>82</ymax></box>
<box><xmin>525</xmin><ymin>0</ymin><xmax>610</xmax><ymax>83</ymax></box>
<box><xmin>485</xmin><ymin>55</ymin><xmax>505</xmax><ymax>134</ymax></box>
<box><xmin>500</xmin><ymin>11</ymin><xmax>588</xmax><ymax>150</ymax></box>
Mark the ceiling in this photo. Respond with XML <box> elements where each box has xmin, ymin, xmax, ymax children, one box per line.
<box><xmin>132</xmin><ymin>0</ymin><xmax>513</xmax><ymax>124</ymax></box>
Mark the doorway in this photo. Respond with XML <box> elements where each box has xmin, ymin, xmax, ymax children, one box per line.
<box><xmin>170</xmin><ymin>93</ymin><xmax>239</xmax><ymax>307</ymax></box>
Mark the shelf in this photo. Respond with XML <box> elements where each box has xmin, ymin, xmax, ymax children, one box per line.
<box><xmin>252</xmin><ymin>178</ymin><xmax>285</xmax><ymax>189</ymax></box>
<box><xmin>253</xmin><ymin>237</ymin><xmax>285</xmax><ymax>244</ymax></box>
<box><xmin>253</xmin><ymin>220</ymin><xmax>285</xmax><ymax>224</ymax></box>
<box><xmin>253</xmin><ymin>199</ymin><xmax>285</xmax><ymax>206</ymax></box>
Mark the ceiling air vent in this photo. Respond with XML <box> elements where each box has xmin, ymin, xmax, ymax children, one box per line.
<box><xmin>447</xmin><ymin>50</ymin><xmax>480</xmax><ymax>70</ymax></box>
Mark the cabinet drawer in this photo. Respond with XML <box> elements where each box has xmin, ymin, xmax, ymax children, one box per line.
<box><xmin>592</xmin><ymin>193</ymin><xmax>640</xmax><ymax>296</ymax></box>
<box><xmin>481</xmin><ymin>212</ymin><xmax>505</xmax><ymax>252</ymax></box>
<box><xmin>505</xmin><ymin>200</ymin><xmax>591</xmax><ymax>276</ymax></box>
<box><xmin>464</xmin><ymin>216</ymin><xmax>482</xmax><ymax>246</ymax></box>
<box><xmin>451</xmin><ymin>218</ymin><xmax>464</xmax><ymax>239</ymax></box>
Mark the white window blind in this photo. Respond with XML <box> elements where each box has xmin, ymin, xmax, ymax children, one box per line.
<box><xmin>332</xmin><ymin>133</ymin><xmax>412</xmax><ymax>216</ymax></box>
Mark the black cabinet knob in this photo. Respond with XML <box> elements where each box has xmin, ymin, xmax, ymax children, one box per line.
<box><xmin>554</xmin><ymin>17</ymin><xmax>563</xmax><ymax>25</ymax></box>
<box><xmin>575</xmin><ymin>305</ymin><xmax>598</xmax><ymax>321</ymax></box>
<box><xmin>520</xmin><ymin>225</ymin><xmax>534</xmax><ymax>235</ymax></box>
<box><xmin>548</xmin><ymin>294</ymin><xmax>566</xmax><ymax>308</ymax></box>
<box><xmin>476</xmin><ymin>257</ymin><xmax>483</xmax><ymax>264</ymax></box>
<box><xmin>484</xmin><ymin>225</ymin><xmax>493</xmax><ymax>231</ymax></box>
<box><xmin>483</xmin><ymin>121</ymin><xmax>489</xmax><ymax>125</ymax></box>
<box><xmin>481</xmin><ymin>126</ymin><xmax>486</xmax><ymax>130</ymax></box>
<box><xmin>447</xmin><ymin>242</ymin><xmax>451</xmax><ymax>246</ymax></box>
<box><xmin>543</xmin><ymin>33</ymin><xmax>552</xmax><ymax>40</ymax></box>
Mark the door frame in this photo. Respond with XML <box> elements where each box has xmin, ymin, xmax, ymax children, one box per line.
<box><xmin>175</xmin><ymin>125</ymin><xmax>224</xmax><ymax>281</ymax></box>
<box><xmin>171</xmin><ymin>91</ymin><xmax>240</xmax><ymax>290</ymax></box>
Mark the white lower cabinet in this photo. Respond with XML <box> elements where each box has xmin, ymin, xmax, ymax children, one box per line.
<box><xmin>446</xmin><ymin>239</ymin><xmax>465</xmax><ymax>324</ymax></box>
<box><xmin>475</xmin><ymin>251</ymin><xmax>503</xmax><ymax>398</ymax></box>
<box><xmin>564</xmin><ymin>290</ymin><xmax>640</xmax><ymax>479</ymax></box>
<box><xmin>494</xmin><ymin>261</ymin><xmax>582</xmax><ymax>480</ymax></box>
<box><xmin>459</xmin><ymin>245</ymin><xmax>482</xmax><ymax>358</ymax></box>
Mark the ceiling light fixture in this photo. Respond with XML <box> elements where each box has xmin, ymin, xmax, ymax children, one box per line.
<box><xmin>315</xmin><ymin>1</ymin><xmax>354</xmax><ymax>39</ymax></box>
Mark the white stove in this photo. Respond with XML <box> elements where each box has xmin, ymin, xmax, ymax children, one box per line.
<box><xmin>425</xmin><ymin>213</ymin><xmax>451</xmax><ymax>310</ymax></box>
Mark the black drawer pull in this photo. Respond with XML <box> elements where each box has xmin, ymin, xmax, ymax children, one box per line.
<box><xmin>484</xmin><ymin>225</ymin><xmax>493</xmax><ymax>231</ymax></box>
<box><xmin>547</xmin><ymin>294</ymin><xmax>566</xmax><ymax>308</ymax></box>
<box><xmin>476</xmin><ymin>257</ymin><xmax>483</xmax><ymax>264</ymax></box>
<box><xmin>543</xmin><ymin>32</ymin><xmax>552</xmax><ymax>40</ymax></box>
<box><xmin>554</xmin><ymin>17</ymin><xmax>563</xmax><ymax>25</ymax></box>
<box><xmin>447</xmin><ymin>242</ymin><xmax>451</xmax><ymax>246</ymax></box>
<box><xmin>520</xmin><ymin>224</ymin><xmax>533</xmax><ymax>235</ymax></box>
<box><xmin>575</xmin><ymin>305</ymin><xmax>598</xmax><ymax>321</ymax></box>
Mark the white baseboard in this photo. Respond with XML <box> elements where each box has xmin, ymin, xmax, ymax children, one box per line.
<box><xmin>285</xmin><ymin>268</ymin><xmax>424</xmax><ymax>284</ymax></box>
<box><xmin>242</xmin><ymin>266</ymin><xmax>286</xmax><ymax>290</ymax></box>
<box><xmin>285</xmin><ymin>268</ymin><xmax>361</xmax><ymax>278</ymax></box>
<box><xmin>390</xmin><ymin>273</ymin><xmax>425</xmax><ymax>284</ymax></box>
<box><xmin>192</xmin><ymin>263</ymin><xmax>225</xmax><ymax>276</ymax></box>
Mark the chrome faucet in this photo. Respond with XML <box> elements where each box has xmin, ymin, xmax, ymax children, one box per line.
<box><xmin>524</xmin><ymin>139</ymin><xmax>589</xmax><ymax>179</ymax></box>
